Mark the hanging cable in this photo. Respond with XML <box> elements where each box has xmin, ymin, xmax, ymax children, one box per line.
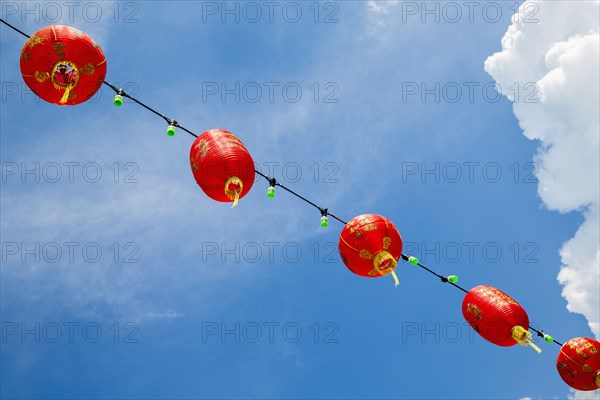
<box><xmin>0</xmin><ymin>18</ymin><xmax>30</xmax><ymax>38</ymax></box>
<box><xmin>1</xmin><ymin>17</ymin><xmax>564</xmax><ymax>348</ymax></box>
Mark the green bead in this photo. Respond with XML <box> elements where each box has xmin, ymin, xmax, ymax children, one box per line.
<box><xmin>166</xmin><ymin>125</ymin><xmax>176</xmax><ymax>137</ymax></box>
<box><xmin>113</xmin><ymin>94</ymin><xmax>123</xmax><ymax>107</ymax></box>
<box><xmin>448</xmin><ymin>275</ymin><xmax>458</xmax><ymax>283</ymax></box>
<box><xmin>267</xmin><ymin>186</ymin><xmax>275</xmax><ymax>198</ymax></box>
<box><xmin>408</xmin><ymin>256</ymin><xmax>419</xmax><ymax>265</ymax></box>
<box><xmin>320</xmin><ymin>216</ymin><xmax>328</xmax><ymax>228</ymax></box>
<box><xmin>544</xmin><ymin>335</ymin><xmax>554</xmax><ymax>343</ymax></box>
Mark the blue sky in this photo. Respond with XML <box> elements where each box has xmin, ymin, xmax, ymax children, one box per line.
<box><xmin>1</xmin><ymin>1</ymin><xmax>598</xmax><ymax>399</ymax></box>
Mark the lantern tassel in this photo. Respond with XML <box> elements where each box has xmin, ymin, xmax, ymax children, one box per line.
<box><xmin>391</xmin><ymin>269</ymin><xmax>399</xmax><ymax>287</ymax></box>
<box><xmin>224</xmin><ymin>176</ymin><xmax>243</xmax><ymax>208</ymax></box>
<box><xmin>231</xmin><ymin>192</ymin><xmax>239</xmax><ymax>208</ymax></box>
<box><xmin>528</xmin><ymin>341</ymin><xmax>542</xmax><ymax>354</ymax></box>
<box><xmin>512</xmin><ymin>325</ymin><xmax>542</xmax><ymax>353</ymax></box>
<box><xmin>60</xmin><ymin>84</ymin><xmax>72</xmax><ymax>104</ymax></box>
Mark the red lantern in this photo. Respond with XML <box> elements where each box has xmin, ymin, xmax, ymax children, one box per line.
<box><xmin>338</xmin><ymin>214</ymin><xmax>402</xmax><ymax>286</ymax></box>
<box><xmin>190</xmin><ymin>129</ymin><xmax>255</xmax><ymax>207</ymax></box>
<box><xmin>462</xmin><ymin>285</ymin><xmax>540</xmax><ymax>352</ymax></box>
<box><xmin>20</xmin><ymin>25</ymin><xmax>107</xmax><ymax>105</ymax></box>
<box><xmin>556</xmin><ymin>337</ymin><xmax>600</xmax><ymax>391</ymax></box>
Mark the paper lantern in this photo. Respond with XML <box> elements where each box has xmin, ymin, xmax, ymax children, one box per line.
<box><xmin>190</xmin><ymin>129</ymin><xmax>255</xmax><ymax>207</ymax></box>
<box><xmin>556</xmin><ymin>337</ymin><xmax>600</xmax><ymax>391</ymax></box>
<box><xmin>462</xmin><ymin>285</ymin><xmax>540</xmax><ymax>352</ymax></box>
<box><xmin>20</xmin><ymin>25</ymin><xmax>106</xmax><ymax>105</ymax></box>
<box><xmin>338</xmin><ymin>214</ymin><xmax>402</xmax><ymax>286</ymax></box>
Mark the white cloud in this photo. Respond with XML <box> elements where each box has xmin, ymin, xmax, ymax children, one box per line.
<box><xmin>568</xmin><ymin>389</ymin><xmax>600</xmax><ymax>400</ymax></box>
<box><xmin>484</xmin><ymin>0</ymin><xmax>600</xmax><ymax>338</ymax></box>
<box><xmin>367</xmin><ymin>0</ymin><xmax>400</xmax><ymax>15</ymax></box>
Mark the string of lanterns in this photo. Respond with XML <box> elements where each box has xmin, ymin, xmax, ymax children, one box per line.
<box><xmin>2</xmin><ymin>20</ymin><xmax>599</xmax><ymax>392</ymax></box>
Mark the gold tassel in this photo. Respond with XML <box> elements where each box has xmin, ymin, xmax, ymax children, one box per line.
<box><xmin>231</xmin><ymin>192</ymin><xmax>239</xmax><ymax>208</ymax></box>
<box><xmin>528</xmin><ymin>341</ymin><xmax>542</xmax><ymax>353</ymax></box>
<box><xmin>390</xmin><ymin>269</ymin><xmax>399</xmax><ymax>287</ymax></box>
<box><xmin>60</xmin><ymin>85</ymin><xmax>72</xmax><ymax>104</ymax></box>
<box><xmin>512</xmin><ymin>325</ymin><xmax>542</xmax><ymax>353</ymax></box>
<box><xmin>372</xmin><ymin>251</ymin><xmax>399</xmax><ymax>287</ymax></box>
<box><xmin>224</xmin><ymin>176</ymin><xmax>243</xmax><ymax>208</ymax></box>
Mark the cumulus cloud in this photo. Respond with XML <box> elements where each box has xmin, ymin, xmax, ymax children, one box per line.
<box><xmin>485</xmin><ymin>0</ymin><xmax>599</xmax><ymax>338</ymax></box>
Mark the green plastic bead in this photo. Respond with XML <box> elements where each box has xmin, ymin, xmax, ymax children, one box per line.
<box><xmin>166</xmin><ymin>125</ymin><xmax>176</xmax><ymax>137</ymax></box>
<box><xmin>448</xmin><ymin>275</ymin><xmax>458</xmax><ymax>283</ymax></box>
<box><xmin>267</xmin><ymin>186</ymin><xmax>275</xmax><ymax>198</ymax></box>
<box><xmin>544</xmin><ymin>335</ymin><xmax>554</xmax><ymax>343</ymax></box>
<box><xmin>113</xmin><ymin>94</ymin><xmax>123</xmax><ymax>107</ymax></box>
<box><xmin>408</xmin><ymin>256</ymin><xmax>419</xmax><ymax>265</ymax></box>
<box><xmin>320</xmin><ymin>216</ymin><xmax>329</xmax><ymax>228</ymax></box>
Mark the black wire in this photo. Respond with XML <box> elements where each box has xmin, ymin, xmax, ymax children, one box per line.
<box><xmin>402</xmin><ymin>254</ymin><xmax>469</xmax><ymax>293</ymax></box>
<box><xmin>108</xmin><ymin>78</ymin><xmax>349</xmax><ymax>224</ymax></box>
<box><xmin>102</xmin><ymin>81</ymin><xmax>198</xmax><ymax>138</ymax></box>
<box><xmin>400</xmin><ymin>254</ymin><xmax>563</xmax><ymax>346</ymax></box>
<box><xmin>0</xmin><ymin>18</ymin><xmax>30</xmax><ymax>38</ymax></box>
<box><xmin>1</xmin><ymin>18</ymin><xmax>565</xmax><ymax>349</ymax></box>
<box><xmin>0</xmin><ymin>16</ymin><xmax>343</xmax><ymax>226</ymax></box>
<box><xmin>255</xmin><ymin>169</ymin><xmax>348</xmax><ymax>225</ymax></box>
<box><xmin>529</xmin><ymin>326</ymin><xmax>563</xmax><ymax>347</ymax></box>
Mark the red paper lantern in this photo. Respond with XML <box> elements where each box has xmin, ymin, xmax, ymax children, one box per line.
<box><xmin>190</xmin><ymin>129</ymin><xmax>255</xmax><ymax>206</ymax></box>
<box><xmin>338</xmin><ymin>214</ymin><xmax>402</xmax><ymax>286</ymax></box>
<box><xmin>462</xmin><ymin>285</ymin><xmax>540</xmax><ymax>352</ymax></box>
<box><xmin>20</xmin><ymin>25</ymin><xmax>106</xmax><ymax>105</ymax></box>
<box><xmin>556</xmin><ymin>337</ymin><xmax>600</xmax><ymax>391</ymax></box>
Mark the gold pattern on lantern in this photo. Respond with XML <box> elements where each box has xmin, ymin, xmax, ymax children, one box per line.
<box><xmin>195</xmin><ymin>140</ymin><xmax>210</xmax><ymax>157</ymax></box>
<box><xmin>363</xmin><ymin>223</ymin><xmax>377</xmax><ymax>232</ymax></box>
<box><xmin>79</xmin><ymin>63</ymin><xmax>95</xmax><ymax>75</ymax></box>
<box><xmin>382</xmin><ymin>237</ymin><xmax>391</xmax><ymax>250</ymax></box>
<box><xmin>359</xmin><ymin>249</ymin><xmax>373</xmax><ymax>260</ymax></box>
<box><xmin>352</xmin><ymin>231</ymin><xmax>364</xmax><ymax>240</ymax></box>
<box><xmin>34</xmin><ymin>71</ymin><xmax>50</xmax><ymax>83</ymax></box>
<box><xmin>27</xmin><ymin>35</ymin><xmax>44</xmax><ymax>49</ymax></box>
<box><xmin>582</xmin><ymin>364</ymin><xmax>593</xmax><ymax>373</ymax></box>
<box><xmin>52</xmin><ymin>42</ymin><xmax>66</xmax><ymax>59</ymax></box>
<box><xmin>467</xmin><ymin>303</ymin><xmax>482</xmax><ymax>319</ymax></box>
<box><xmin>21</xmin><ymin>52</ymin><xmax>31</xmax><ymax>64</ymax></box>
